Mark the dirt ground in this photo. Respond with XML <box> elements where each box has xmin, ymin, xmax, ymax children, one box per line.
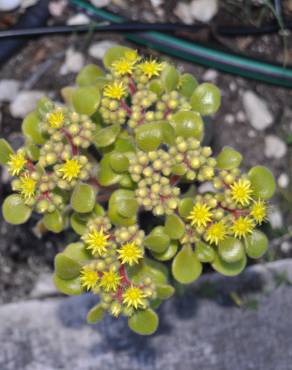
<box><xmin>0</xmin><ymin>0</ymin><xmax>291</xmax><ymax>303</ymax></box>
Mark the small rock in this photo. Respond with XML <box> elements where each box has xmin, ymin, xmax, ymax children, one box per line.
<box><xmin>60</xmin><ymin>48</ymin><xmax>85</xmax><ymax>75</ymax></box>
<box><xmin>225</xmin><ymin>114</ymin><xmax>235</xmax><ymax>125</ymax></box>
<box><xmin>1</xmin><ymin>165</ymin><xmax>9</xmax><ymax>184</ymax></box>
<box><xmin>0</xmin><ymin>79</ymin><xmax>20</xmax><ymax>102</ymax></box>
<box><xmin>174</xmin><ymin>2</ymin><xmax>194</xmax><ymax>25</ymax></box>
<box><xmin>268</xmin><ymin>207</ymin><xmax>283</xmax><ymax>230</ymax></box>
<box><xmin>281</xmin><ymin>241</ymin><xmax>292</xmax><ymax>253</ymax></box>
<box><xmin>278</xmin><ymin>173</ymin><xmax>289</xmax><ymax>188</ymax></box>
<box><xmin>88</xmin><ymin>40</ymin><xmax>117</xmax><ymax>60</ymax></box>
<box><xmin>264</xmin><ymin>135</ymin><xmax>287</xmax><ymax>159</ymax></box>
<box><xmin>229</xmin><ymin>81</ymin><xmax>237</xmax><ymax>92</ymax></box>
<box><xmin>236</xmin><ymin>111</ymin><xmax>245</xmax><ymax>123</ymax></box>
<box><xmin>30</xmin><ymin>273</ymin><xmax>58</xmax><ymax>298</ymax></box>
<box><xmin>67</xmin><ymin>13</ymin><xmax>90</xmax><ymax>25</ymax></box>
<box><xmin>10</xmin><ymin>91</ymin><xmax>45</xmax><ymax>118</ymax></box>
<box><xmin>190</xmin><ymin>0</ymin><xmax>218</xmax><ymax>23</ymax></box>
<box><xmin>203</xmin><ymin>69</ymin><xmax>218</xmax><ymax>81</ymax></box>
<box><xmin>150</xmin><ymin>0</ymin><xmax>163</xmax><ymax>7</ymax></box>
<box><xmin>0</xmin><ymin>0</ymin><xmax>20</xmax><ymax>11</ymax></box>
<box><xmin>247</xmin><ymin>129</ymin><xmax>257</xmax><ymax>138</ymax></box>
<box><xmin>49</xmin><ymin>0</ymin><xmax>67</xmax><ymax>17</ymax></box>
<box><xmin>90</xmin><ymin>0</ymin><xmax>111</xmax><ymax>7</ymax></box>
<box><xmin>242</xmin><ymin>91</ymin><xmax>273</xmax><ymax>130</ymax></box>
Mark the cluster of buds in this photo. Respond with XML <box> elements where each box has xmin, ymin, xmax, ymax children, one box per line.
<box><xmin>0</xmin><ymin>46</ymin><xmax>275</xmax><ymax>335</ymax></box>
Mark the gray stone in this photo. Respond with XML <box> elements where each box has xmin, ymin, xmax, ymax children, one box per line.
<box><xmin>59</xmin><ymin>48</ymin><xmax>85</xmax><ymax>75</ymax></box>
<box><xmin>174</xmin><ymin>2</ymin><xmax>194</xmax><ymax>25</ymax></box>
<box><xmin>67</xmin><ymin>13</ymin><xmax>90</xmax><ymax>26</ymax></box>
<box><xmin>88</xmin><ymin>41</ymin><xmax>117</xmax><ymax>60</ymax></box>
<box><xmin>1</xmin><ymin>259</ymin><xmax>292</xmax><ymax>370</ymax></box>
<box><xmin>190</xmin><ymin>0</ymin><xmax>218</xmax><ymax>22</ymax></box>
<box><xmin>0</xmin><ymin>79</ymin><xmax>20</xmax><ymax>103</ymax></box>
<box><xmin>264</xmin><ymin>135</ymin><xmax>287</xmax><ymax>159</ymax></box>
<box><xmin>242</xmin><ymin>91</ymin><xmax>273</xmax><ymax>130</ymax></box>
<box><xmin>9</xmin><ymin>91</ymin><xmax>45</xmax><ymax>118</ymax></box>
<box><xmin>278</xmin><ymin>173</ymin><xmax>289</xmax><ymax>188</ymax></box>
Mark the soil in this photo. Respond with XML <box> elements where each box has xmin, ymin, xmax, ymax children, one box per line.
<box><xmin>0</xmin><ymin>0</ymin><xmax>291</xmax><ymax>303</ymax></box>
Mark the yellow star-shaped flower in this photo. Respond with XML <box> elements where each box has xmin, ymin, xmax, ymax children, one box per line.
<box><xmin>58</xmin><ymin>158</ymin><xmax>81</xmax><ymax>181</ymax></box>
<box><xmin>138</xmin><ymin>59</ymin><xmax>163</xmax><ymax>79</ymax></box>
<box><xmin>8</xmin><ymin>151</ymin><xmax>27</xmax><ymax>176</ymax></box>
<box><xmin>19</xmin><ymin>172</ymin><xmax>36</xmax><ymax>200</ymax></box>
<box><xmin>187</xmin><ymin>202</ymin><xmax>212</xmax><ymax>229</ymax></box>
<box><xmin>99</xmin><ymin>268</ymin><xmax>121</xmax><ymax>292</ymax></box>
<box><xmin>250</xmin><ymin>199</ymin><xmax>267</xmax><ymax>225</ymax></box>
<box><xmin>231</xmin><ymin>216</ymin><xmax>254</xmax><ymax>239</ymax></box>
<box><xmin>48</xmin><ymin>109</ymin><xmax>64</xmax><ymax>129</ymax></box>
<box><xmin>112</xmin><ymin>58</ymin><xmax>134</xmax><ymax>76</ymax></box>
<box><xmin>103</xmin><ymin>81</ymin><xmax>127</xmax><ymax>100</ymax></box>
<box><xmin>82</xmin><ymin>228</ymin><xmax>110</xmax><ymax>256</ymax></box>
<box><xmin>118</xmin><ymin>242</ymin><xmax>143</xmax><ymax>266</ymax></box>
<box><xmin>123</xmin><ymin>285</ymin><xmax>146</xmax><ymax>309</ymax></box>
<box><xmin>230</xmin><ymin>178</ymin><xmax>253</xmax><ymax>207</ymax></box>
<box><xmin>80</xmin><ymin>265</ymin><xmax>99</xmax><ymax>291</ymax></box>
<box><xmin>205</xmin><ymin>221</ymin><xmax>227</xmax><ymax>246</ymax></box>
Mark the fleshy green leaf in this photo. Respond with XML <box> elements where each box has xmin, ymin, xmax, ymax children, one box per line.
<box><xmin>53</xmin><ymin>274</ymin><xmax>82</xmax><ymax>295</ymax></box>
<box><xmin>2</xmin><ymin>194</ymin><xmax>32</xmax><ymax>225</ymax></box>
<box><xmin>212</xmin><ymin>252</ymin><xmax>247</xmax><ymax>276</ymax></box>
<box><xmin>218</xmin><ymin>237</ymin><xmax>245</xmax><ymax>263</ymax></box>
<box><xmin>108</xmin><ymin>189</ymin><xmax>137</xmax><ymax>226</ymax></box>
<box><xmin>194</xmin><ymin>241</ymin><xmax>215</xmax><ymax>263</ymax></box>
<box><xmin>43</xmin><ymin>210</ymin><xmax>64</xmax><ymax>233</ymax></box>
<box><xmin>191</xmin><ymin>82</ymin><xmax>221</xmax><ymax>115</ymax></box>
<box><xmin>151</xmin><ymin>240</ymin><xmax>178</xmax><ymax>261</ymax></box>
<box><xmin>144</xmin><ymin>226</ymin><xmax>170</xmax><ymax>253</ymax></box>
<box><xmin>172</xmin><ymin>245</ymin><xmax>202</xmax><ymax>284</ymax></box>
<box><xmin>63</xmin><ymin>242</ymin><xmax>92</xmax><ymax>262</ymax></box>
<box><xmin>161</xmin><ymin>64</ymin><xmax>179</xmax><ymax>91</ymax></box>
<box><xmin>178</xmin><ymin>197</ymin><xmax>195</xmax><ymax>218</ymax></box>
<box><xmin>109</xmin><ymin>152</ymin><xmax>129</xmax><ymax>173</ymax></box>
<box><xmin>0</xmin><ymin>138</ymin><xmax>13</xmax><ymax>165</ymax></box>
<box><xmin>165</xmin><ymin>214</ymin><xmax>185</xmax><ymax>239</ymax></box>
<box><xmin>103</xmin><ymin>45</ymin><xmax>133</xmax><ymax>69</ymax></box>
<box><xmin>87</xmin><ymin>303</ymin><xmax>105</xmax><ymax>324</ymax></box>
<box><xmin>97</xmin><ymin>154</ymin><xmax>122</xmax><ymax>186</ymax></box>
<box><xmin>156</xmin><ymin>284</ymin><xmax>175</xmax><ymax>300</ymax></box>
<box><xmin>76</xmin><ymin>64</ymin><xmax>104</xmax><ymax>86</ymax></box>
<box><xmin>216</xmin><ymin>146</ymin><xmax>242</xmax><ymax>170</ymax></box>
<box><xmin>178</xmin><ymin>73</ymin><xmax>198</xmax><ymax>98</ymax></box>
<box><xmin>72</xmin><ymin>86</ymin><xmax>100</xmax><ymax>116</ymax></box>
<box><xmin>22</xmin><ymin>111</ymin><xmax>46</xmax><ymax>145</ymax></box>
<box><xmin>245</xmin><ymin>230</ymin><xmax>268</xmax><ymax>259</ymax></box>
<box><xmin>170</xmin><ymin>111</ymin><xmax>203</xmax><ymax>140</ymax></box>
<box><xmin>248</xmin><ymin>166</ymin><xmax>276</xmax><ymax>200</ymax></box>
<box><xmin>128</xmin><ymin>309</ymin><xmax>159</xmax><ymax>335</ymax></box>
<box><xmin>71</xmin><ymin>183</ymin><xmax>95</xmax><ymax>214</ymax></box>
<box><xmin>94</xmin><ymin>124</ymin><xmax>120</xmax><ymax>148</ymax></box>
<box><xmin>135</xmin><ymin>122</ymin><xmax>163</xmax><ymax>151</ymax></box>
<box><xmin>54</xmin><ymin>253</ymin><xmax>81</xmax><ymax>280</ymax></box>
<box><xmin>70</xmin><ymin>212</ymin><xmax>90</xmax><ymax>235</ymax></box>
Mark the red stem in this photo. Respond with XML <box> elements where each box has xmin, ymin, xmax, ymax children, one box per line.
<box><xmin>120</xmin><ymin>100</ymin><xmax>132</xmax><ymax>116</ymax></box>
<box><xmin>61</xmin><ymin>128</ymin><xmax>78</xmax><ymax>156</ymax></box>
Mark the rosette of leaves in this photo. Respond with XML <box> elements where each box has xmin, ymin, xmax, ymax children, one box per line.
<box><xmin>0</xmin><ymin>46</ymin><xmax>275</xmax><ymax>335</ymax></box>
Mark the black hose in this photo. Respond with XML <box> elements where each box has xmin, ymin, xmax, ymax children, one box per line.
<box><xmin>0</xmin><ymin>0</ymin><xmax>50</xmax><ymax>65</ymax></box>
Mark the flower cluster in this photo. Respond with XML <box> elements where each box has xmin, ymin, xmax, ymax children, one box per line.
<box><xmin>0</xmin><ymin>46</ymin><xmax>275</xmax><ymax>335</ymax></box>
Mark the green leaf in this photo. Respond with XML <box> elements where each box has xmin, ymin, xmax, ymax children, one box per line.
<box><xmin>144</xmin><ymin>226</ymin><xmax>170</xmax><ymax>253</ymax></box>
<box><xmin>22</xmin><ymin>111</ymin><xmax>46</xmax><ymax>145</ymax></box>
<box><xmin>70</xmin><ymin>212</ymin><xmax>90</xmax><ymax>235</ymax></box>
<box><xmin>128</xmin><ymin>309</ymin><xmax>159</xmax><ymax>335</ymax></box>
<box><xmin>109</xmin><ymin>152</ymin><xmax>129</xmax><ymax>173</ymax></box>
<box><xmin>97</xmin><ymin>154</ymin><xmax>122</xmax><ymax>186</ymax></box>
<box><xmin>53</xmin><ymin>274</ymin><xmax>82</xmax><ymax>295</ymax></box>
<box><xmin>149</xmin><ymin>79</ymin><xmax>163</xmax><ymax>96</ymax></box>
<box><xmin>61</xmin><ymin>86</ymin><xmax>75</xmax><ymax>106</ymax></box>
<box><xmin>127</xmin><ymin>258</ymin><xmax>168</xmax><ymax>285</ymax></box>
<box><xmin>191</xmin><ymin>82</ymin><xmax>221</xmax><ymax>115</ymax></box>
<box><xmin>170</xmin><ymin>111</ymin><xmax>203</xmax><ymax>140</ymax></box>
<box><xmin>245</xmin><ymin>230</ymin><xmax>268</xmax><ymax>259</ymax></box>
<box><xmin>0</xmin><ymin>138</ymin><xmax>13</xmax><ymax>165</ymax></box>
<box><xmin>216</xmin><ymin>146</ymin><xmax>242</xmax><ymax>170</ymax></box>
<box><xmin>248</xmin><ymin>166</ymin><xmax>276</xmax><ymax>200</ymax></box>
<box><xmin>103</xmin><ymin>45</ymin><xmax>134</xmax><ymax>69</ymax></box>
<box><xmin>43</xmin><ymin>210</ymin><xmax>64</xmax><ymax>233</ymax></box>
<box><xmin>63</xmin><ymin>242</ymin><xmax>92</xmax><ymax>262</ymax></box>
<box><xmin>194</xmin><ymin>241</ymin><xmax>215</xmax><ymax>263</ymax></box>
<box><xmin>172</xmin><ymin>245</ymin><xmax>202</xmax><ymax>284</ymax></box>
<box><xmin>161</xmin><ymin>64</ymin><xmax>179</xmax><ymax>91</ymax></box>
<box><xmin>94</xmin><ymin>124</ymin><xmax>120</xmax><ymax>148</ymax></box>
<box><xmin>72</xmin><ymin>86</ymin><xmax>100</xmax><ymax>116</ymax></box>
<box><xmin>156</xmin><ymin>284</ymin><xmax>175</xmax><ymax>300</ymax></box>
<box><xmin>54</xmin><ymin>253</ymin><xmax>81</xmax><ymax>280</ymax></box>
<box><xmin>2</xmin><ymin>194</ymin><xmax>32</xmax><ymax>225</ymax></box>
<box><xmin>219</xmin><ymin>237</ymin><xmax>245</xmax><ymax>263</ymax></box>
<box><xmin>165</xmin><ymin>214</ymin><xmax>185</xmax><ymax>239</ymax></box>
<box><xmin>76</xmin><ymin>64</ymin><xmax>104</xmax><ymax>86</ymax></box>
<box><xmin>178</xmin><ymin>73</ymin><xmax>198</xmax><ymax>98</ymax></box>
<box><xmin>212</xmin><ymin>252</ymin><xmax>247</xmax><ymax>276</ymax></box>
<box><xmin>135</xmin><ymin>122</ymin><xmax>163</xmax><ymax>151</ymax></box>
<box><xmin>25</xmin><ymin>142</ymin><xmax>40</xmax><ymax>161</ymax></box>
<box><xmin>71</xmin><ymin>183</ymin><xmax>95</xmax><ymax>214</ymax></box>
<box><xmin>160</xmin><ymin>121</ymin><xmax>175</xmax><ymax>145</ymax></box>
<box><xmin>87</xmin><ymin>303</ymin><xmax>105</xmax><ymax>324</ymax></box>
<box><xmin>108</xmin><ymin>189</ymin><xmax>137</xmax><ymax>226</ymax></box>
<box><xmin>178</xmin><ymin>197</ymin><xmax>195</xmax><ymax>218</ymax></box>
<box><xmin>151</xmin><ymin>240</ymin><xmax>178</xmax><ymax>261</ymax></box>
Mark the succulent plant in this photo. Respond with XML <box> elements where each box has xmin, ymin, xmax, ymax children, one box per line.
<box><xmin>0</xmin><ymin>46</ymin><xmax>275</xmax><ymax>335</ymax></box>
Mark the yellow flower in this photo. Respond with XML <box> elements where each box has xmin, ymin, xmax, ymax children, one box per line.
<box><xmin>123</xmin><ymin>286</ymin><xmax>146</xmax><ymax>309</ymax></box>
<box><xmin>118</xmin><ymin>242</ymin><xmax>143</xmax><ymax>266</ymax></box>
<box><xmin>82</xmin><ymin>228</ymin><xmax>110</xmax><ymax>256</ymax></box>
<box><xmin>103</xmin><ymin>81</ymin><xmax>127</xmax><ymax>100</ymax></box>
<box><xmin>112</xmin><ymin>58</ymin><xmax>134</xmax><ymax>76</ymax></box>
<box><xmin>231</xmin><ymin>216</ymin><xmax>254</xmax><ymax>239</ymax></box>
<box><xmin>8</xmin><ymin>151</ymin><xmax>27</xmax><ymax>176</ymax></box>
<box><xmin>205</xmin><ymin>221</ymin><xmax>227</xmax><ymax>246</ymax></box>
<box><xmin>250</xmin><ymin>199</ymin><xmax>267</xmax><ymax>224</ymax></box>
<box><xmin>187</xmin><ymin>202</ymin><xmax>212</xmax><ymax>229</ymax></box>
<box><xmin>138</xmin><ymin>59</ymin><xmax>163</xmax><ymax>79</ymax></box>
<box><xmin>110</xmin><ymin>302</ymin><xmax>122</xmax><ymax>317</ymax></box>
<box><xmin>230</xmin><ymin>178</ymin><xmax>252</xmax><ymax>206</ymax></box>
<box><xmin>58</xmin><ymin>158</ymin><xmax>81</xmax><ymax>181</ymax></box>
<box><xmin>80</xmin><ymin>266</ymin><xmax>98</xmax><ymax>291</ymax></box>
<box><xmin>124</xmin><ymin>50</ymin><xmax>140</xmax><ymax>64</ymax></box>
<box><xmin>48</xmin><ymin>109</ymin><xmax>64</xmax><ymax>129</ymax></box>
<box><xmin>19</xmin><ymin>173</ymin><xmax>36</xmax><ymax>200</ymax></box>
<box><xmin>99</xmin><ymin>268</ymin><xmax>121</xmax><ymax>292</ymax></box>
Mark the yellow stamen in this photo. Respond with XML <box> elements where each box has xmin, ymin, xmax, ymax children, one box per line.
<box><xmin>138</xmin><ymin>59</ymin><xmax>163</xmax><ymax>79</ymax></box>
<box><xmin>48</xmin><ymin>109</ymin><xmax>64</xmax><ymax>129</ymax></box>
<box><xmin>19</xmin><ymin>173</ymin><xmax>36</xmax><ymax>200</ymax></box>
<box><xmin>205</xmin><ymin>221</ymin><xmax>227</xmax><ymax>246</ymax></box>
<box><xmin>99</xmin><ymin>268</ymin><xmax>121</xmax><ymax>292</ymax></box>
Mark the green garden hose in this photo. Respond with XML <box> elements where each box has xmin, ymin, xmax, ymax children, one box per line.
<box><xmin>71</xmin><ymin>0</ymin><xmax>292</xmax><ymax>88</ymax></box>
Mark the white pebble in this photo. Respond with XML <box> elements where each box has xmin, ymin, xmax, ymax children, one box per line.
<box><xmin>59</xmin><ymin>48</ymin><xmax>85</xmax><ymax>75</ymax></box>
<box><xmin>278</xmin><ymin>173</ymin><xmax>289</xmax><ymax>188</ymax></box>
<box><xmin>174</xmin><ymin>2</ymin><xmax>194</xmax><ymax>25</ymax></box>
<box><xmin>190</xmin><ymin>0</ymin><xmax>218</xmax><ymax>23</ymax></box>
<box><xmin>67</xmin><ymin>13</ymin><xmax>90</xmax><ymax>25</ymax></box>
<box><xmin>243</xmin><ymin>91</ymin><xmax>273</xmax><ymax>130</ymax></box>
<box><xmin>88</xmin><ymin>40</ymin><xmax>117</xmax><ymax>60</ymax></box>
<box><xmin>264</xmin><ymin>135</ymin><xmax>287</xmax><ymax>159</ymax></box>
<box><xmin>10</xmin><ymin>91</ymin><xmax>45</xmax><ymax>119</ymax></box>
<box><xmin>0</xmin><ymin>79</ymin><xmax>20</xmax><ymax>103</ymax></box>
<box><xmin>203</xmin><ymin>69</ymin><xmax>218</xmax><ymax>81</ymax></box>
<box><xmin>268</xmin><ymin>207</ymin><xmax>283</xmax><ymax>230</ymax></box>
